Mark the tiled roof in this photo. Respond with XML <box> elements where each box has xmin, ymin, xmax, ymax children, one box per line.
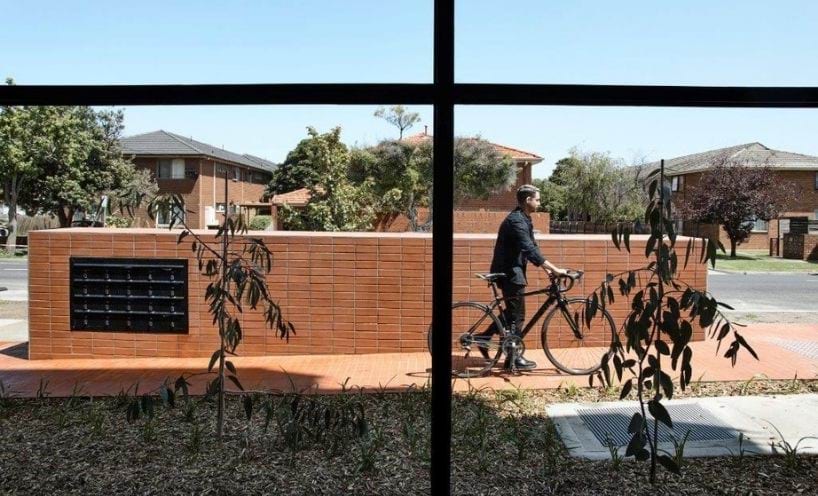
<box><xmin>120</xmin><ymin>130</ymin><xmax>278</xmax><ymax>173</ymax></box>
<box><xmin>242</xmin><ymin>154</ymin><xmax>280</xmax><ymax>173</ymax></box>
<box><xmin>271</xmin><ymin>188</ymin><xmax>312</xmax><ymax>207</ymax></box>
<box><xmin>644</xmin><ymin>142</ymin><xmax>818</xmax><ymax>175</ymax></box>
<box><xmin>402</xmin><ymin>132</ymin><xmax>543</xmax><ymax>163</ymax></box>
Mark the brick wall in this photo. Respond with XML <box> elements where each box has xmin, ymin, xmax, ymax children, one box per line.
<box><xmin>783</xmin><ymin>233</ymin><xmax>818</xmax><ymax>260</ymax></box>
<box><xmin>382</xmin><ymin>209</ymin><xmax>550</xmax><ymax>234</ymax></box>
<box><xmin>28</xmin><ymin>229</ymin><xmax>707</xmax><ymax>359</ymax></box>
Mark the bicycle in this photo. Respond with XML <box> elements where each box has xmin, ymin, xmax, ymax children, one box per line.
<box><xmin>427</xmin><ymin>269</ymin><xmax>617</xmax><ymax>378</ymax></box>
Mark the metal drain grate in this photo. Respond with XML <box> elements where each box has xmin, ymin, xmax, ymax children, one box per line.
<box><xmin>769</xmin><ymin>339</ymin><xmax>818</xmax><ymax>361</ymax></box>
<box><xmin>577</xmin><ymin>403</ymin><xmax>736</xmax><ymax>447</ymax></box>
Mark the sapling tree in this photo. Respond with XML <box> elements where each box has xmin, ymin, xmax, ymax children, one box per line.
<box><xmin>590</xmin><ymin>161</ymin><xmax>758</xmax><ymax>482</ymax></box>
<box><xmin>149</xmin><ymin>190</ymin><xmax>292</xmax><ymax>440</ymax></box>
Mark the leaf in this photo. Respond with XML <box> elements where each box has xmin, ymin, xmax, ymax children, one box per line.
<box><xmin>735</xmin><ymin>332</ymin><xmax>759</xmax><ymax>360</ymax></box>
<box><xmin>628</xmin><ymin>412</ymin><xmax>643</xmax><ymax>434</ymax></box>
<box><xmin>626</xmin><ymin>431</ymin><xmax>645</xmax><ymax>458</ymax></box>
<box><xmin>658</xmin><ymin>454</ymin><xmax>681</xmax><ymax>475</ymax></box>
<box><xmin>177</xmin><ymin>230</ymin><xmax>189</xmax><ymax>245</ymax></box>
<box><xmin>645</xmin><ymin>234</ymin><xmax>657</xmax><ymax>258</ymax></box>
<box><xmin>243</xmin><ymin>395</ymin><xmax>254</xmax><ymax>421</ymax></box>
<box><xmin>620</xmin><ymin>379</ymin><xmax>633</xmax><ymax>400</ymax></box>
<box><xmin>208</xmin><ymin>349</ymin><xmax>220</xmax><ymax>373</ymax></box>
<box><xmin>648</xmin><ymin>399</ymin><xmax>673</xmax><ymax>429</ymax></box>
<box><xmin>635</xmin><ymin>448</ymin><xmax>651</xmax><ymax>461</ymax></box>
<box><xmin>611</xmin><ymin>228</ymin><xmax>621</xmax><ymax>250</ymax></box>
<box><xmin>225</xmin><ymin>360</ymin><xmax>237</xmax><ymax>376</ymax></box>
<box><xmin>660</xmin><ymin>372</ymin><xmax>674</xmax><ymax>400</ymax></box>
<box><xmin>655</xmin><ymin>340</ymin><xmax>670</xmax><ymax>356</ymax></box>
<box><xmin>227</xmin><ymin>374</ymin><xmax>244</xmax><ymax>391</ymax></box>
<box><xmin>624</xmin><ymin>227</ymin><xmax>631</xmax><ymax>253</ymax></box>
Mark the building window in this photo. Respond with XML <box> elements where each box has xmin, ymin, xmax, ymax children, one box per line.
<box><xmin>215</xmin><ymin>203</ymin><xmax>226</xmax><ymax>213</ymax></box>
<box><xmin>233</xmin><ymin>167</ymin><xmax>241</xmax><ymax>181</ymax></box>
<box><xmin>670</xmin><ymin>176</ymin><xmax>683</xmax><ymax>192</ymax></box>
<box><xmin>156</xmin><ymin>202</ymin><xmax>185</xmax><ymax>227</ymax></box>
<box><xmin>157</xmin><ymin>158</ymin><xmax>186</xmax><ymax>179</ymax></box>
<box><xmin>750</xmin><ymin>217</ymin><xmax>768</xmax><ymax>232</ymax></box>
<box><xmin>252</xmin><ymin>172</ymin><xmax>268</xmax><ymax>185</ymax></box>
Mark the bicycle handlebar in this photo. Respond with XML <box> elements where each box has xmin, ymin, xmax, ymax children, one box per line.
<box><xmin>548</xmin><ymin>269</ymin><xmax>583</xmax><ymax>292</ymax></box>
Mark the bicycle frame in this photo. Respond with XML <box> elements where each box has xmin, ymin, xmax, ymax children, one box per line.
<box><xmin>484</xmin><ymin>279</ymin><xmax>583</xmax><ymax>340</ymax></box>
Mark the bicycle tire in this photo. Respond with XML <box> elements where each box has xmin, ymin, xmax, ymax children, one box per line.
<box><xmin>540</xmin><ymin>297</ymin><xmax>616</xmax><ymax>375</ymax></box>
<box><xmin>427</xmin><ymin>301</ymin><xmax>504</xmax><ymax>378</ymax></box>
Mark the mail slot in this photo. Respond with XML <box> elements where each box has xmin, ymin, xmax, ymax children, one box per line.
<box><xmin>70</xmin><ymin>257</ymin><xmax>188</xmax><ymax>333</ymax></box>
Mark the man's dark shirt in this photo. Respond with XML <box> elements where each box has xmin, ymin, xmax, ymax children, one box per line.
<box><xmin>489</xmin><ymin>207</ymin><xmax>546</xmax><ymax>286</ymax></box>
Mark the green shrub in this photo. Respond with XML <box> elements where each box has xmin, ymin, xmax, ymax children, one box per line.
<box><xmin>248</xmin><ymin>215</ymin><xmax>272</xmax><ymax>231</ymax></box>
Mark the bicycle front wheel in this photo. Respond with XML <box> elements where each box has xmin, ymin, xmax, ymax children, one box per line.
<box><xmin>427</xmin><ymin>301</ymin><xmax>504</xmax><ymax>378</ymax></box>
<box><xmin>541</xmin><ymin>297</ymin><xmax>616</xmax><ymax>375</ymax></box>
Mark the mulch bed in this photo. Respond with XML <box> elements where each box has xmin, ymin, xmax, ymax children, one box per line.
<box><xmin>1</xmin><ymin>380</ymin><xmax>817</xmax><ymax>495</ymax></box>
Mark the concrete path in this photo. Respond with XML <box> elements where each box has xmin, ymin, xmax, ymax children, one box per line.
<box><xmin>549</xmin><ymin>394</ymin><xmax>818</xmax><ymax>459</ymax></box>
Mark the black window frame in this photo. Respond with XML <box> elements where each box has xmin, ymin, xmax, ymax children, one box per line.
<box><xmin>4</xmin><ymin>2</ymin><xmax>818</xmax><ymax>494</ymax></box>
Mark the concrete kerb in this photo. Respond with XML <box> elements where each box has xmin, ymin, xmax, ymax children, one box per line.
<box><xmin>548</xmin><ymin>394</ymin><xmax>818</xmax><ymax>460</ymax></box>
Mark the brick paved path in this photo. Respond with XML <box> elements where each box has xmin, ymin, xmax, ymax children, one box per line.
<box><xmin>1</xmin><ymin>323</ymin><xmax>816</xmax><ymax>398</ymax></box>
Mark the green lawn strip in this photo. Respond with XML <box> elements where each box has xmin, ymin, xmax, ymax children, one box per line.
<box><xmin>714</xmin><ymin>251</ymin><xmax>818</xmax><ymax>272</ymax></box>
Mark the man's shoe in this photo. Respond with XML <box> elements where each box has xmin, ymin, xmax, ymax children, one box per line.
<box><xmin>504</xmin><ymin>355</ymin><xmax>536</xmax><ymax>371</ymax></box>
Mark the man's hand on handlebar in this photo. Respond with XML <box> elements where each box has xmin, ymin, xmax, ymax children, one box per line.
<box><xmin>542</xmin><ymin>260</ymin><xmax>570</xmax><ymax>278</ymax></box>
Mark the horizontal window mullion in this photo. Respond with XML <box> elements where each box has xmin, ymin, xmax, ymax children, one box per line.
<box><xmin>4</xmin><ymin>83</ymin><xmax>818</xmax><ymax>108</ymax></box>
<box><xmin>455</xmin><ymin>84</ymin><xmax>818</xmax><ymax>108</ymax></box>
<box><xmin>0</xmin><ymin>83</ymin><xmax>436</xmax><ymax>106</ymax></box>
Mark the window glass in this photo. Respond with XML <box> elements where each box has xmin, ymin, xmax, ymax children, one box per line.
<box><xmin>457</xmin><ymin>1</ymin><xmax>818</xmax><ymax>85</ymax></box>
<box><xmin>3</xmin><ymin>1</ymin><xmax>432</xmax><ymax>84</ymax></box>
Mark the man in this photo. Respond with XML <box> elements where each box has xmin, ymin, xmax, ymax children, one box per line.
<box><xmin>482</xmin><ymin>184</ymin><xmax>568</xmax><ymax>370</ymax></box>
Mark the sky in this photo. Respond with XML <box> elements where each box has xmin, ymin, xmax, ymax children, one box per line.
<box><xmin>3</xmin><ymin>1</ymin><xmax>818</xmax><ymax>178</ymax></box>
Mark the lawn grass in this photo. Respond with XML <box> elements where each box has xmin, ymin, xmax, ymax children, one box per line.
<box><xmin>1</xmin><ymin>379</ymin><xmax>817</xmax><ymax>495</ymax></box>
<box><xmin>714</xmin><ymin>250</ymin><xmax>818</xmax><ymax>273</ymax></box>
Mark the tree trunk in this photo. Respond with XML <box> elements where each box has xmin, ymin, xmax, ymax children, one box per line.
<box><xmin>57</xmin><ymin>207</ymin><xmax>74</xmax><ymax>227</ymax></box>
<box><xmin>3</xmin><ymin>176</ymin><xmax>19</xmax><ymax>255</ymax></box>
<box><xmin>730</xmin><ymin>238</ymin><xmax>737</xmax><ymax>258</ymax></box>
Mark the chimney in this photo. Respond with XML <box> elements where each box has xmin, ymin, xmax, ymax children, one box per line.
<box><xmin>424</xmin><ymin>125</ymin><xmax>428</xmax><ymax>135</ymax></box>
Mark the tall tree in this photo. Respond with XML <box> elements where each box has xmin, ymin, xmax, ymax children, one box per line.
<box><xmin>547</xmin><ymin>148</ymin><xmax>644</xmax><ymax>222</ymax></box>
<box><xmin>20</xmin><ymin>106</ymin><xmax>138</xmax><ymax>227</ymax></box>
<box><xmin>0</xmin><ymin>80</ymin><xmax>39</xmax><ymax>253</ymax></box>
<box><xmin>278</xmin><ymin>127</ymin><xmax>376</xmax><ymax>231</ymax></box>
<box><xmin>374</xmin><ymin>105</ymin><xmax>421</xmax><ymax>139</ymax></box>
<box><xmin>349</xmin><ymin>136</ymin><xmax>516</xmax><ymax>231</ymax></box>
<box><xmin>263</xmin><ymin>127</ymin><xmax>329</xmax><ymax>198</ymax></box>
<box><xmin>678</xmin><ymin>162</ymin><xmax>796</xmax><ymax>258</ymax></box>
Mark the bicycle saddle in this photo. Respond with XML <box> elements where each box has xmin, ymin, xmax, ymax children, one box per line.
<box><xmin>475</xmin><ymin>273</ymin><xmax>507</xmax><ymax>282</ymax></box>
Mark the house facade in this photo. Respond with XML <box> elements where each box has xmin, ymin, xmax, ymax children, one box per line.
<box><xmin>647</xmin><ymin>143</ymin><xmax>818</xmax><ymax>251</ymax></box>
<box><xmin>120</xmin><ymin>130</ymin><xmax>277</xmax><ymax>229</ymax></box>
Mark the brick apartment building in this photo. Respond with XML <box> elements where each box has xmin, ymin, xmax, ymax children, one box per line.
<box><xmin>645</xmin><ymin>142</ymin><xmax>818</xmax><ymax>250</ymax></box>
<box><xmin>120</xmin><ymin>130</ymin><xmax>278</xmax><ymax>229</ymax></box>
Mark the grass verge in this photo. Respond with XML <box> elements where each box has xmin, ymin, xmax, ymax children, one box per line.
<box><xmin>715</xmin><ymin>250</ymin><xmax>818</xmax><ymax>273</ymax></box>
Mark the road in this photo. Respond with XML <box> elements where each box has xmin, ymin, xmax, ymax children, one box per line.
<box><xmin>708</xmin><ymin>271</ymin><xmax>818</xmax><ymax>322</ymax></box>
<box><xmin>0</xmin><ymin>259</ymin><xmax>28</xmax><ymax>301</ymax></box>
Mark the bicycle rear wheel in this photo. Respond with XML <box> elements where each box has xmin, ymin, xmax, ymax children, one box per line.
<box><xmin>427</xmin><ymin>301</ymin><xmax>504</xmax><ymax>378</ymax></box>
<box><xmin>541</xmin><ymin>297</ymin><xmax>616</xmax><ymax>375</ymax></box>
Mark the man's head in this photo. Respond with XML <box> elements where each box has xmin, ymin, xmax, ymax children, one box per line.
<box><xmin>516</xmin><ymin>184</ymin><xmax>540</xmax><ymax>214</ymax></box>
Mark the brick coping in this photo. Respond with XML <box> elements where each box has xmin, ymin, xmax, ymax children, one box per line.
<box><xmin>34</xmin><ymin>228</ymin><xmax>670</xmax><ymax>242</ymax></box>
